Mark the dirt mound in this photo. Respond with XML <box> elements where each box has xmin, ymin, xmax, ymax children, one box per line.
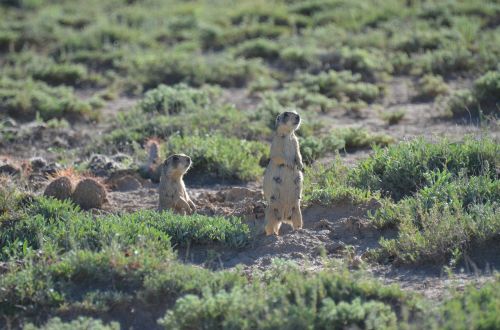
<box><xmin>194</xmin><ymin>187</ymin><xmax>265</xmax><ymax>221</ymax></box>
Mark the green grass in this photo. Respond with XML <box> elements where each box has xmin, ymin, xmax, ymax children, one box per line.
<box><xmin>0</xmin><ymin>196</ymin><xmax>250</xmax><ymax>261</ymax></box>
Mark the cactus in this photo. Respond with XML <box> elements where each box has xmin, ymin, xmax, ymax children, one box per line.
<box><xmin>72</xmin><ymin>178</ymin><xmax>108</xmax><ymax>210</ymax></box>
<box><xmin>44</xmin><ymin>176</ymin><xmax>74</xmax><ymax>201</ymax></box>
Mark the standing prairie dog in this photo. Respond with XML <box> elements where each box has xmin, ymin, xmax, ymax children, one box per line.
<box><xmin>158</xmin><ymin>154</ymin><xmax>196</xmax><ymax>215</ymax></box>
<box><xmin>263</xmin><ymin>111</ymin><xmax>304</xmax><ymax>235</ymax></box>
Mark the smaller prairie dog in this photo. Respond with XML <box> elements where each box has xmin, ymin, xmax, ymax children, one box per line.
<box><xmin>158</xmin><ymin>154</ymin><xmax>196</xmax><ymax>215</ymax></box>
<box><xmin>263</xmin><ymin>110</ymin><xmax>304</xmax><ymax>236</ymax></box>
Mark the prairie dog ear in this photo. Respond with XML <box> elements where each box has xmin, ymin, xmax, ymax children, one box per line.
<box><xmin>275</xmin><ymin>113</ymin><xmax>282</xmax><ymax>128</ymax></box>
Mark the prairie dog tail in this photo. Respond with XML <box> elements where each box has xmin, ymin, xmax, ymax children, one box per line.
<box><xmin>145</xmin><ymin>139</ymin><xmax>160</xmax><ymax>166</ymax></box>
<box><xmin>140</xmin><ymin>139</ymin><xmax>162</xmax><ymax>182</ymax></box>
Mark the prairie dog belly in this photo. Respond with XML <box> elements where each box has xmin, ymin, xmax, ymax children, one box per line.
<box><xmin>159</xmin><ymin>178</ymin><xmax>182</xmax><ymax>208</ymax></box>
<box><xmin>263</xmin><ymin>164</ymin><xmax>302</xmax><ymax>219</ymax></box>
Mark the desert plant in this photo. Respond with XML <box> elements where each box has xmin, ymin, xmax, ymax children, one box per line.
<box><xmin>165</xmin><ymin>134</ymin><xmax>268</xmax><ymax>181</ymax></box>
<box><xmin>234</xmin><ymin>38</ymin><xmax>280</xmax><ymax>60</ymax></box>
<box><xmin>414</xmin><ymin>74</ymin><xmax>448</xmax><ymax>101</ymax></box>
<box><xmin>71</xmin><ymin>178</ymin><xmax>108</xmax><ymax>210</ymax></box>
<box><xmin>351</xmin><ymin>137</ymin><xmax>498</xmax><ymax>201</ymax></box>
<box><xmin>381</xmin><ymin>110</ymin><xmax>405</xmax><ymax>125</ymax></box>
<box><xmin>43</xmin><ymin>176</ymin><xmax>74</xmax><ymax>201</ymax></box>
<box><xmin>447</xmin><ymin>70</ymin><xmax>500</xmax><ymax>117</ymax></box>
<box><xmin>0</xmin><ymin>78</ymin><xmax>95</xmax><ymax>121</ymax></box>
<box><xmin>137</xmin><ymin>83</ymin><xmax>216</xmax><ymax>115</ymax></box>
<box><xmin>299</xmin><ymin>70</ymin><xmax>381</xmax><ymax>103</ymax></box>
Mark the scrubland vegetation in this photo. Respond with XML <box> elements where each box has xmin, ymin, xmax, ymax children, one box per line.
<box><xmin>306</xmin><ymin>137</ymin><xmax>499</xmax><ymax>265</ymax></box>
<box><xmin>0</xmin><ymin>0</ymin><xmax>499</xmax><ymax>328</ymax></box>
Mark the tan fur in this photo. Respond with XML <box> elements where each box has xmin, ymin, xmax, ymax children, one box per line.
<box><xmin>140</xmin><ymin>139</ymin><xmax>162</xmax><ymax>182</ymax></box>
<box><xmin>263</xmin><ymin>111</ymin><xmax>304</xmax><ymax>235</ymax></box>
<box><xmin>158</xmin><ymin>154</ymin><xmax>196</xmax><ymax>215</ymax></box>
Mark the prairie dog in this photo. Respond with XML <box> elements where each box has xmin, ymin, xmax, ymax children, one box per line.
<box><xmin>158</xmin><ymin>154</ymin><xmax>196</xmax><ymax>215</ymax></box>
<box><xmin>140</xmin><ymin>139</ymin><xmax>162</xmax><ymax>182</ymax></box>
<box><xmin>263</xmin><ymin>111</ymin><xmax>304</xmax><ymax>235</ymax></box>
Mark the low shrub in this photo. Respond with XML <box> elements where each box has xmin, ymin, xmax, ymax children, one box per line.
<box><xmin>381</xmin><ymin>109</ymin><xmax>406</xmax><ymax>125</ymax></box>
<box><xmin>351</xmin><ymin>137</ymin><xmax>498</xmax><ymax>201</ymax></box>
<box><xmin>122</xmin><ymin>51</ymin><xmax>266</xmax><ymax>91</ymax></box>
<box><xmin>279</xmin><ymin>45</ymin><xmax>320</xmax><ymax>70</ymax></box>
<box><xmin>374</xmin><ymin>173</ymin><xmax>499</xmax><ymax>264</ymax></box>
<box><xmin>320</xmin><ymin>47</ymin><xmax>391</xmax><ymax>81</ymax></box>
<box><xmin>303</xmin><ymin>160</ymin><xmax>380</xmax><ymax>206</ymax></box>
<box><xmin>24</xmin><ymin>317</ymin><xmax>119</xmax><ymax>330</ymax></box>
<box><xmin>165</xmin><ymin>134</ymin><xmax>268</xmax><ymax>181</ymax></box>
<box><xmin>447</xmin><ymin>70</ymin><xmax>500</xmax><ymax>117</ymax></box>
<box><xmin>104</xmin><ymin>103</ymin><xmax>270</xmax><ymax>148</ymax></box>
<box><xmin>299</xmin><ymin>70</ymin><xmax>381</xmax><ymax>103</ymax></box>
<box><xmin>414</xmin><ymin>74</ymin><xmax>448</xmax><ymax>101</ymax></box>
<box><xmin>393</xmin><ymin>28</ymin><xmax>462</xmax><ymax>53</ymax></box>
<box><xmin>137</xmin><ymin>84</ymin><xmax>217</xmax><ymax>115</ymax></box>
<box><xmin>413</xmin><ymin>46</ymin><xmax>474</xmax><ymax>76</ymax></box>
<box><xmin>0</xmin><ymin>78</ymin><xmax>95</xmax><ymax>121</ymax></box>
<box><xmin>1</xmin><ymin>197</ymin><xmax>250</xmax><ymax>261</ymax></box>
<box><xmin>234</xmin><ymin>38</ymin><xmax>280</xmax><ymax>60</ymax></box>
<box><xmin>159</xmin><ymin>264</ymin><xmax>411</xmax><ymax>330</ymax></box>
<box><xmin>436</xmin><ymin>278</ymin><xmax>500</xmax><ymax>329</ymax></box>
<box><xmin>299</xmin><ymin>128</ymin><xmax>392</xmax><ymax>164</ymax></box>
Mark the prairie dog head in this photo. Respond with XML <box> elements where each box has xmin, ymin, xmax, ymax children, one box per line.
<box><xmin>275</xmin><ymin>111</ymin><xmax>301</xmax><ymax>135</ymax></box>
<box><xmin>161</xmin><ymin>154</ymin><xmax>192</xmax><ymax>179</ymax></box>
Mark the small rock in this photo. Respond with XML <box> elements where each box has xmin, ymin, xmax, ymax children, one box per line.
<box><xmin>88</xmin><ymin>154</ymin><xmax>120</xmax><ymax>176</ymax></box>
<box><xmin>290</xmin><ymin>252</ymin><xmax>305</xmax><ymax>259</ymax></box>
<box><xmin>0</xmin><ymin>164</ymin><xmax>20</xmax><ymax>176</ymax></box>
<box><xmin>112</xmin><ymin>153</ymin><xmax>132</xmax><ymax>162</ymax></box>
<box><xmin>114</xmin><ymin>175</ymin><xmax>142</xmax><ymax>191</ymax></box>
<box><xmin>41</xmin><ymin>163</ymin><xmax>62</xmax><ymax>176</ymax></box>
<box><xmin>30</xmin><ymin>157</ymin><xmax>48</xmax><ymax>171</ymax></box>
<box><xmin>3</xmin><ymin>118</ymin><xmax>17</xmax><ymax>127</ymax></box>
<box><xmin>326</xmin><ymin>242</ymin><xmax>345</xmax><ymax>254</ymax></box>
<box><xmin>221</xmin><ymin>187</ymin><xmax>262</xmax><ymax>202</ymax></box>
<box><xmin>350</xmin><ymin>255</ymin><xmax>363</xmax><ymax>269</ymax></box>
<box><xmin>314</xmin><ymin>219</ymin><xmax>334</xmax><ymax>231</ymax></box>
<box><xmin>53</xmin><ymin>137</ymin><xmax>69</xmax><ymax>148</ymax></box>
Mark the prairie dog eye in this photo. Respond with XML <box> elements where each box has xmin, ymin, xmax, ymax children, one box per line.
<box><xmin>173</xmin><ymin>156</ymin><xmax>179</xmax><ymax>161</ymax></box>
